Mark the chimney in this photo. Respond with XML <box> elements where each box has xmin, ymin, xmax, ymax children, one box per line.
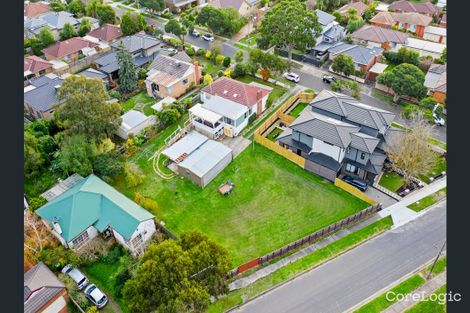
<box><xmin>256</xmin><ymin>90</ymin><xmax>263</xmax><ymax>115</ymax></box>
<box><xmin>194</xmin><ymin>61</ymin><xmax>200</xmax><ymax>86</ymax></box>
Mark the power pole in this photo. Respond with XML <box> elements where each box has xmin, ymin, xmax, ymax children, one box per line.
<box><xmin>427</xmin><ymin>240</ymin><xmax>446</xmax><ymax>280</ymax></box>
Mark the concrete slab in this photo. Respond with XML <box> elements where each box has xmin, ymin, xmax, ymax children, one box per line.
<box><xmin>219</xmin><ymin>136</ymin><xmax>251</xmax><ymax>158</ymax></box>
<box><xmin>365</xmin><ymin>186</ymin><xmax>399</xmax><ymax>208</ymax></box>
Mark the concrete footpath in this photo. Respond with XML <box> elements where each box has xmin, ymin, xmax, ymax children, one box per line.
<box><xmin>382</xmin><ymin>271</ymin><xmax>446</xmax><ymax>313</ymax></box>
<box><xmin>379</xmin><ymin>178</ymin><xmax>446</xmax><ymax>227</ymax></box>
<box><xmin>229</xmin><ymin>213</ymin><xmax>382</xmax><ymax>291</ymax></box>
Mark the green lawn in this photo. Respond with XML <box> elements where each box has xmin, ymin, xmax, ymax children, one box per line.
<box><xmin>122</xmin><ymin>91</ymin><xmax>155</xmax><ymax>115</ymax></box>
<box><xmin>427</xmin><ymin>256</ymin><xmax>447</xmax><ymax>276</ymax></box>
<box><xmin>207</xmin><ymin>216</ymin><xmax>393</xmax><ymax>313</ymax></box>
<box><xmin>428</xmin><ymin>137</ymin><xmax>447</xmax><ymax>150</ymax></box>
<box><xmin>354</xmin><ymin>274</ymin><xmax>426</xmax><ymax>313</ymax></box>
<box><xmin>417</xmin><ymin>154</ymin><xmax>447</xmax><ymax>183</ymax></box>
<box><xmin>405</xmin><ymin>285</ymin><xmax>447</xmax><ymax>313</ymax></box>
<box><xmin>239</xmin><ymin>35</ymin><xmax>257</xmax><ymax>46</ymax></box>
<box><xmin>235</xmin><ymin>75</ymin><xmax>287</xmax><ymax>105</ymax></box>
<box><xmin>114</xmin><ymin>143</ymin><xmax>368</xmax><ymax>266</ymax></box>
<box><xmin>267</xmin><ymin>127</ymin><xmax>283</xmax><ymax>141</ymax></box>
<box><xmin>194</xmin><ymin>56</ymin><xmax>226</xmax><ymax>77</ymax></box>
<box><xmin>379</xmin><ymin>171</ymin><xmax>406</xmax><ymax>193</ymax></box>
<box><xmin>408</xmin><ymin>188</ymin><xmax>447</xmax><ymax>212</ymax></box>
<box><xmin>289</xmin><ymin>103</ymin><xmax>308</xmax><ymax>118</ymax></box>
<box><xmin>233</xmin><ymin>43</ymin><xmax>251</xmax><ymax>51</ymax></box>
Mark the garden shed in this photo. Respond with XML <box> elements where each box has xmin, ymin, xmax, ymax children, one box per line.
<box><xmin>116</xmin><ymin>110</ymin><xmax>156</xmax><ymax>139</ymax></box>
<box><xmin>162</xmin><ymin>130</ymin><xmax>233</xmax><ymax>187</ymax></box>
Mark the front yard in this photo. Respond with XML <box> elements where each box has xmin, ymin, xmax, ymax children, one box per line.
<box><xmin>379</xmin><ymin>172</ymin><xmax>406</xmax><ymax>193</ymax></box>
<box><xmin>114</xmin><ymin>143</ymin><xmax>369</xmax><ymax>266</ymax></box>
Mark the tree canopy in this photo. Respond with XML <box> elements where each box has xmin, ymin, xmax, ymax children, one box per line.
<box><xmin>39</xmin><ymin>27</ymin><xmax>55</xmax><ymax>47</ymax></box>
<box><xmin>249</xmin><ymin>49</ymin><xmax>287</xmax><ymax>80</ymax></box>
<box><xmin>67</xmin><ymin>0</ymin><xmax>86</xmax><ymax>16</ymax></box>
<box><xmin>377</xmin><ymin>63</ymin><xmax>427</xmax><ymax>102</ymax></box>
<box><xmin>24</xmin><ymin>132</ymin><xmax>44</xmax><ymax>177</ymax></box>
<box><xmin>117</xmin><ymin>43</ymin><xmax>138</xmax><ymax>94</ymax></box>
<box><xmin>120</xmin><ymin>12</ymin><xmax>145</xmax><ymax>35</ymax></box>
<box><xmin>140</xmin><ymin>0</ymin><xmax>165</xmax><ymax>14</ymax></box>
<box><xmin>257</xmin><ymin>0</ymin><xmax>321</xmax><ymax>70</ymax></box>
<box><xmin>332</xmin><ymin>54</ymin><xmax>355</xmax><ymax>77</ymax></box>
<box><xmin>196</xmin><ymin>6</ymin><xmax>246</xmax><ymax>37</ymax></box>
<box><xmin>165</xmin><ymin>19</ymin><xmax>187</xmax><ymax>49</ymax></box>
<box><xmin>122</xmin><ymin>231</ymin><xmax>231</xmax><ymax>313</ymax></box>
<box><xmin>97</xmin><ymin>4</ymin><xmax>116</xmax><ymax>25</ymax></box>
<box><xmin>57</xmin><ymin>134</ymin><xmax>96</xmax><ymax>177</ymax></box>
<box><xmin>54</xmin><ymin>75</ymin><xmax>121</xmax><ymax>141</ymax></box>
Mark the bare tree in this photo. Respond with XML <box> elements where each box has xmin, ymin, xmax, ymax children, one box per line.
<box><xmin>384</xmin><ymin>112</ymin><xmax>437</xmax><ymax>184</ymax></box>
<box><xmin>24</xmin><ymin>211</ymin><xmax>56</xmax><ymax>263</ymax></box>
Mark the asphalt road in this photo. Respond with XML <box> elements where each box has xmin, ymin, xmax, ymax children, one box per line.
<box><xmin>234</xmin><ymin>201</ymin><xmax>446</xmax><ymax>313</ymax></box>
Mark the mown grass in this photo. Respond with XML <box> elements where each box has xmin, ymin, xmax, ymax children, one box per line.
<box><xmin>207</xmin><ymin>216</ymin><xmax>393</xmax><ymax>313</ymax></box>
<box><xmin>426</xmin><ymin>256</ymin><xmax>447</xmax><ymax>276</ymax></box>
<box><xmin>267</xmin><ymin>127</ymin><xmax>283</xmax><ymax>141</ymax></box>
<box><xmin>405</xmin><ymin>285</ymin><xmax>447</xmax><ymax>313</ymax></box>
<box><xmin>353</xmin><ymin>274</ymin><xmax>426</xmax><ymax>313</ymax></box>
<box><xmin>379</xmin><ymin>171</ymin><xmax>406</xmax><ymax>193</ymax></box>
<box><xmin>289</xmin><ymin>102</ymin><xmax>308</xmax><ymax>118</ymax></box>
<box><xmin>122</xmin><ymin>91</ymin><xmax>155</xmax><ymax>115</ymax></box>
<box><xmin>417</xmin><ymin>154</ymin><xmax>447</xmax><ymax>183</ymax></box>
<box><xmin>408</xmin><ymin>188</ymin><xmax>447</xmax><ymax>212</ymax></box>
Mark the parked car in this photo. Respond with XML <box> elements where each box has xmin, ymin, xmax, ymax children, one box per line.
<box><xmin>202</xmin><ymin>33</ymin><xmax>214</xmax><ymax>41</ymax></box>
<box><xmin>315</xmin><ymin>51</ymin><xmax>328</xmax><ymax>60</ymax></box>
<box><xmin>322</xmin><ymin>75</ymin><xmax>336</xmax><ymax>84</ymax></box>
<box><xmin>84</xmin><ymin>284</ymin><xmax>108</xmax><ymax>309</ymax></box>
<box><xmin>163</xmin><ymin>47</ymin><xmax>178</xmax><ymax>54</ymax></box>
<box><xmin>61</xmin><ymin>264</ymin><xmax>89</xmax><ymax>290</ymax></box>
<box><xmin>432</xmin><ymin>104</ymin><xmax>445</xmax><ymax>126</ymax></box>
<box><xmin>342</xmin><ymin>176</ymin><xmax>368</xmax><ymax>192</ymax></box>
<box><xmin>191</xmin><ymin>29</ymin><xmax>200</xmax><ymax>37</ymax></box>
<box><xmin>283</xmin><ymin>72</ymin><xmax>300</xmax><ymax>83</ymax></box>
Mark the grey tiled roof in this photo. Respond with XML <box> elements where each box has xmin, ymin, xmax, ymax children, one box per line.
<box><xmin>24</xmin><ymin>75</ymin><xmax>64</xmax><ymax>112</ymax></box>
<box><xmin>79</xmin><ymin>68</ymin><xmax>107</xmax><ymax>79</ymax></box>
<box><xmin>95</xmin><ymin>51</ymin><xmax>154</xmax><ymax>74</ymax></box>
<box><xmin>307</xmin><ymin>152</ymin><xmax>342</xmax><ymax>171</ymax></box>
<box><xmin>41</xmin><ymin>11</ymin><xmax>79</xmax><ymax>29</ymax></box>
<box><xmin>324</xmin><ymin>24</ymin><xmax>345</xmax><ymax>41</ymax></box>
<box><xmin>315</xmin><ymin>9</ymin><xmax>335</xmax><ymax>26</ymax></box>
<box><xmin>350</xmin><ymin>132</ymin><xmax>380</xmax><ymax>154</ymax></box>
<box><xmin>290</xmin><ymin>109</ymin><xmax>360</xmax><ymax>148</ymax></box>
<box><xmin>329</xmin><ymin>43</ymin><xmax>383</xmax><ymax>66</ymax></box>
<box><xmin>310</xmin><ymin>90</ymin><xmax>395</xmax><ymax>131</ymax></box>
<box><xmin>148</xmin><ymin>54</ymin><xmax>192</xmax><ymax>80</ymax></box>
<box><xmin>111</xmin><ymin>34</ymin><xmax>162</xmax><ymax>53</ymax></box>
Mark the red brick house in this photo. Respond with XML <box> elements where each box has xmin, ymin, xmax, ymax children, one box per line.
<box><xmin>370</xmin><ymin>11</ymin><xmax>432</xmax><ymax>37</ymax></box>
<box><xmin>24</xmin><ymin>56</ymin><xmax>53</xmax><ymax>80</ymax></box>
<box><xmin>86</xmin><ymin>24</ymin><xmax>123</xmax><ymax>43</ymax></box>
<box><xmin>24</xmin><ymin>2</ymin><xmax>52</xmax><ymax>19</ymax></box>
<box><xmin>24</xmin><ymin>262</ymin><xmax>68</xmax><ymax>313</ymax></box>
<box><xmin>388</xmin><ymin>0</ymin><xmax>441</xmax><ymax>18</ymax></box>
<box><xmin>42</xmin><ymin>37</ymin><xmax>100</xmax><ymax>63</ymax></box>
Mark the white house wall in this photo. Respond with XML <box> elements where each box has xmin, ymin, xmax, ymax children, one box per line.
<box><xmin>67</xmin><ymin>226</ymin><xmax>98</xmax><ymax>249</ymax></box>
<box><xmin>113</xmin><ymin>219</ymin><xmax>156</xmax><ymax>254</ymax></box>
<box><xmin>311</xmin><ymin>138</ymin><xmax>344</xmax><ymax>162</ymax></box>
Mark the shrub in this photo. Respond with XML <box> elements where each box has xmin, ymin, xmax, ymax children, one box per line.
<box><xmin>101</xmin><ymin>244</ymin><xmax>124</xmax><ymax>264</ymax></box>
<box><xmin>196</xmin><ymin>48</ymin><xmax>206</xmax><ymax>56</ymax></box>
<box><xmin>419</xmin><ymin>97</ymin><xmax>438</xmax><ymax>111</ymax></box>
<box><xmin>223</xmin><ymin>56</ymin><xmax>231</xmax><ymax>67</ymax></box>
<box><xmin>134</xmin><ymin>192</ymin><xmax>159</xmax><ymax>214</ymax></box>
<box><xmin>124</xmin><ymin>138</ymin><xmax>137</xmax><ymax>156</ymax></box>
<box><xmin>304</xmin><ymin>89</ymin><xmax>315</xmax><ymax>94</ymax></box>
<box><xmin>162</xmin><ymin>12</ymin><xmax>171</xmax><ymax>19</ymax></box>
<box><xmin>401</xmin><ymin>104</ymin><xmax>420</xmax><ymax>120</ymax></box>
<box><xmin>217</xmin><ymin>70</ymin><xmax>224</xmax><ymax>77</ymax></box>
<box><xmin>108</xmin><ymin>89</ymin><xmax>121</xmax><ymax>100</ymax></box>
<box><xmin>138</xmin><ymin>68</ymin><xmax>147</xmax><ymax>79</ymax></box>
<box><xmin>224</xmin><ymin>69</ymin><xmax>232</xmax><ymax>77</ymax></box>
<box><xmin>434</xmin><ymin>103</ymin><xmax>444</xmax><ymax>118</ymax></box>
<box><xmin>204</xmin><ymin>74</ymin><xmax>213</xmax><ymax>85</ymax></box>
<box><xmin>330</xmin><ymin>81</ymin><xmax>343</xmax><ymax>92</ymax></box>
<box><xmin>232</xmin><ymin>62</ymin><xmax>247</xmax><ymax>78</ymax></box>
<box><xmin>215</xmin><ymin>54</ymin><xmax>224</xmax><ymax>65</ymax></box>
<box><xmin>186</xmin><ymin>47</ymin><xmax>195</xmax><ymax>56</ymax></box>
<box><xmin>39</xmin><ymin>246</ymin><xmax>82</xmax><ymax>270</ymax></box>
<box><xmin>114</xmin><ymin>267</ymin><xmax>131</xmax><ymax>297</ymax></box>
<box><xmin>124</xmin><ymin>163</ymin><xmax>145</xmax><ymax>188</ymax></box>
<box><xmin>28</xmin><ymin>196</ymin><xmax>47</xmax><ymax>211</ymax></box>
<box><xmin>423</xmin><ymin>108</ymin><xmax>434</xmax><ymax>123</ymax></box>
<box><xmin>205</xmin><ymin>51</ymin><xmax>212</xmax><ymax>59</ymax></box>
<box><xmin>248</xmin><ymin>114</ymin><xmax>257</xmax><ymax>124</ymax></box>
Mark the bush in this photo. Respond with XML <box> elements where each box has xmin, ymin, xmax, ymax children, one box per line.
<box><xmin>223</xmin><ymin>56</ymin><xmax>231</xmax><ymax>67</ymax></box>
<box><xmin>401</xmin><ymin>104</ymin><xmax>420</xmax><ymax>120</ymax></box>
<box><xmin>419</xmin><ymin>97</ymin><xmax>437</xmax><ymax>111</ymax></box>
<box><xmin>114</xmin><ymin>267</ymin><xmax>131</xmax><ymax>297</ymax></box>
<box><xmin>108</xmin><ymin>89</ymin><xmax>121</xmax><ymax>100</ymax></box>
<box><xmin>330</xmin><ymin>81</ymin><xmax>343</xmax><ymax>92</ymax></box>
<box><xmin>138</xmin><ymin>68</ymin><xmax>147</xmax><ymax>80</ymax></box>
<box><xmin>134</xmin><ymin>192</ymin><xmax>159</xmax><ymax>214</ymax></box>
<box><xmin>124</xmin><ymin>163</ymin><xmax>145</xmax><ymax>188</ymax></box>
<box><xmin>232</xmin><ymin>62</ymin><xmax>247</xmax><ymax>78</ymax></box>
<box><xmin>162</xmin><ymin>12</ymin><xmax>171</xmax><ymax>19</ymax></box>
<box><xmin>217</xmin><ymin>70</ymin><xmax>224</xmax><ymax>77</ymax></box>
<box><xmin>423</xmin><ymin>108</ymin><xmax>434</xmax><ymax>123</ymax></box>
<box><xmin>434</xmin><ymin>103</ymin><xmax>444</xmax><ymax>118</ymax></box>
<box><xmin>39</xmin><ymin>246</ymin><xmax>82</xmax><ymax>270</ymax></box>
<box><xmin>186</xmin><ymin>47</ymin><xmax>195</xmax><ymax>56</ymax></box>
<box><xmin>196</xmin><ymin>48</ymin><xmax>206</xmax><ymax>56</ymax></box>
<box><xmin>224</xmin><ymin>68</ymin><xmax>232</xmax><ymax>77</ymax></box>
<box><xmin>248</xmin><ymin>114</ymin><xmax>257</xmax><ymax>124</ymax></box>
<box><xmin>28</xmin><ymin>196</ymin><xmax>47</xmax><ymax>211</ymax></box>
<box><xmin>215</xmin><ymin>54</ymin><xmax>224</xmax><ymax>65</ymax></box>
<box><xmin>101</xmin><ymin>244</ymin><xmax>124</xmax><ymax>264</ymax></box>
<box><xmin>205</xmin><ymin>51</ymin><xmax>212</xmax><ymax>59</ymax></box>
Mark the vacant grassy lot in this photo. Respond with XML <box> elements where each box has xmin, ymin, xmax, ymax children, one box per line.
<box><xmin>408</xmin><ymin>188</ymin><xmax>447</xmax><ymax>212</ymax></box>
<box><xmin>354</xmin><ymin>274</ymin><xmax>426</xmax><ymax>313</ymax></box>
<box><xmin>405</xmin><ymin>285</ymin><xmax>447</xmax><ymax>313</ymax></box>
<box><xmin>208</xmin><ymin>216</ymin><xmax>393</xmax><ymax>313</ymax></box>
<box><xmin>122</xmin><ymin>91</ymin><xmax>155</xmax><ymax>116</ymax></box>
<box><xmin>115</xmin><ymin>143</ymin><xmax>368</xmax><ymax>266</ymax></box>
<box><xmin>379</xmin><ymin>171</ymin><xmax>406</xmax><ymax>193</ymax></box>
<box><xmin>289</xmin><ymin>102</ymin><xmax>308</xmax><ymax>118</ymax></box>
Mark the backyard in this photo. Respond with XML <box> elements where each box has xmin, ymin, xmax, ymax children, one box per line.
<box><xmin>114</xmin><ymin>141</ymin><xmax>369</xmax><ymax>266</ymax></box>
<box><xmin>122</xmin><ymin>91</ymin><xmax>155</xmax><ymax>116</ymax></box>
<box><xmin>288</xmin><ymin>102</ymin><xmax>309</xmax><ymax>118</ymax></box>
<box><xmin>267</xmin><ymin>127</ymin><xmax>284</xmax><ymax>141</ymax></box>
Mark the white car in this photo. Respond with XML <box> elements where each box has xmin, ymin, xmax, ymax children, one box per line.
<box><xmin>164</xmin><ymin>47</ymin><xmax>178</xmax><ymax>54</ymax></box>
<box><xmin>432</xmin><ymin>104</ymin><xmax>445</xmax><ymax>126</ymax></box>
<box><xmin>202</xmin><ymin>33</ymin><xmax>214</xmax><ymax>41</ymax></box>
<box><xmin>84</xmin><ymin>284</ymin><xmax>108</xmax><ymax>309</ymax></box>
<box><xmin>61</xmin><ymin>264</ymin><xmax>89</xmax><ymax>290</ymax></box>
<box><xmin>283</xmin><ymin>72</ymin><xmax>300</xmax><ymax>83</ymax></box>
<box><xmin>191</xmin><ymin>29</ymin><xmax>200</xmax><ymax>37</ymax></box>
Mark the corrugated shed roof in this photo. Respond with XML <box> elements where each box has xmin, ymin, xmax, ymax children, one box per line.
<box><xmin>162</xmin><ymin>130</ymin><xmax>209</xmax><ymax>162</ymax></box>
<box><xmin>405</xmin><ymin>38</ymin><xmax>446</xmax><ymax>54</ymax></box>
<box><xmin>179</xmin><ymin>139</ymin><xmax>232</xmax><ymax>177</ymax></box>
<box><xmin>36</xmin><ymin>175</ymin><xmax>154</xmax><ymax>241</ymax></box>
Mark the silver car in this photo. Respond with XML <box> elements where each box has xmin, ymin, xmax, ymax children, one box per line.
<box><xmin>61</xmin><ymin>264</ymin><xmax>89</xmax><ymax>290</ymax></box>
<box><xmin>283</xmin><ymin>72</ymin><xmax>300</xmax><ymax>83</ymax></box>
<box><xmin>84</xmin><ymin>284</ymin><xmax>108</xmax><ymax>309</ymax></box>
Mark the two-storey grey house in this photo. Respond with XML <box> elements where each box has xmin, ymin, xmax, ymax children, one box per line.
<box><xmin>277</xmin><ymin>90</ymin><xmax>399</xmax><ymax>184</ymax></box>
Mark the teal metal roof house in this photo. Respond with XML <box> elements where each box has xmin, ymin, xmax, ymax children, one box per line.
<box><xmin>37</xmin><ymin>174</ymin><xmax>156</xmax><ymax>255</ymax></box>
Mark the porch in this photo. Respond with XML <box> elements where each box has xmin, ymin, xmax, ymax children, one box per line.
<box><xmin>189</xmin><ymin>103</ymin><xmax>224</xmax><ymax>139</ymax></box>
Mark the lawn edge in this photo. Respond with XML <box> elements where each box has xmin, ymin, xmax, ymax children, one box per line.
<box><xmin>224</xmin><ymin>217</ymin><xmax>392</xmax><ymax>313</ymax></box>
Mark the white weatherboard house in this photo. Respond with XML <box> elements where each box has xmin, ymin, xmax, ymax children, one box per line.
<box><xmin>162</xmin><ymin>130</ymin><xmax>233</xmax><ymax>187</ymax></box>
<box><xmin>190</xmin><ymin>77</ymin><xmax>270</xmax><ymax>138</ymax></box>
<box><xmin>36</xmin><ymin>174</ymin><xmax>156</xmax><ymax>256</ymax></box>
<box><xmin>116</xmin><ymin>110</ymin><xmax>156</xmax><ymax>139</ymax></box>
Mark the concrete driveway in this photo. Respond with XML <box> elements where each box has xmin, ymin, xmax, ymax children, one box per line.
<box><xmin>365</xmin><ymin>186</ymin><xmax>398</xmax><ymax>208</ymax></box>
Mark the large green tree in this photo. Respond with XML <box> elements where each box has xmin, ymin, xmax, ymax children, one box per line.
<box><xmin>258</xmin><ymin>0</ymin><xmax>321</xmax><ymax>71</ymax></box>
<box><xmin>116</xmin><ymin>43</ymin><xmax>138</xmax><ymax>94</ymax></box>
<box><xmin>78</xmin><ymin>18</ymin><xmax>92</xmax><ymax>37</ymax></box>
<box><xmin>122</xmin><ymin>231</ymin><xmax>230</xmax><ymax>313</ymax></box>
<box><xmin>196</xmin><ymin>6</ymin><xmax>246</xmax><ymax>37</ymax></box>
<box><xmin>85</xmin><ymin>0</ymin><xmax>102</xmax><ymax>18</ymax></box>
<box><xmin>377</xmin><ymin>63</ymin><xmax>427</xmax><ymax>102</ymax></box>
<box><xmin>249</xmin><ymin>49</ymin><xmax>287</xmax><ymax>79</ymax></box>
<box><xmin>24</xmin><ymin>132</ymin><xmax>45</xmax><ymax>177</ymax></box>
<box><xmin>60</xmin><ymin>22</ymin><xmax>78</xmax><ymax>40</ymax></box>
<box><xmin>316</xmin><ymin>0</ymin><xmax>345</xmax><ymax>12</ymax></box>
<box><xmin>97</xmin><ymin>5</ymin><xmax>116</xmax><ymax>25</ymax></box>
<box><xmin>58</xmin><ymin>134</ymin><xmax>96</xmax><ymax>177</ymax></box>
<box><xmin>140</xmin><ymin>0</ymin><xmax>165</xmax><ymax>14</ymax></box>
<box><xmin>332</xmin><ymin>53</ymin><xmax>355</xmax><ymax>77</ymax></box>
<box><xmin>165</xmin><ymin>19</ymin><xmax>187</xmax><ymax>49</ymax></box>
<box><xmin>120</xmin><ymin>11</ymin><xmax>139</xmax><ymax>35</ymax></box>
<box><xmin>38</xmin><ymin>28</ymin><xmax>55</xmax><ymax>47</ymax></box>
<box><xmin>55</xmin><ymin>75</ymin><xmax>121</xmax><ymax>141</ymax></box>
<box><xmin>67</xmin><ymin>0</ymin><xmax>86</xmax><ymax>16</ymax></box>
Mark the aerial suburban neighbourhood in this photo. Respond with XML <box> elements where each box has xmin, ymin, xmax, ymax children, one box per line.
<box><xmin>24</xmin><ymin>0</ymin><xmax>447</xmax><ymax>312</ymax></box>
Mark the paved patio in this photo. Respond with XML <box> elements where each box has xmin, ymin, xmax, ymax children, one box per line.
<box><xmin>219</xmin><ymin>136</ymin><xmax>251</xmax><ymax>158</ymax></box>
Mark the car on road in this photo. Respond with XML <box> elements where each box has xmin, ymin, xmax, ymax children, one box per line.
<box><xmin>61</xmin><ymin>264</ymin><xmax>89</xmax><ymax>290</ymax></box>
<box><xmin>283</xmin><ymin>72</ymin><xmax>300</xmax><ymax>83</ymax></box>
<box><xmin>84</xmin><ymin>284</ymin><xmax>108</xmax><ymax>309</ymax></box>
<box><xmin>202</xmin><ymin>33</ymin><xmax>214</xmax><ymax>41</ymax></box>
<box><xmin>191</xmin><ymin>29</ymin><xmax>200</xmax><ymax>37</ymax></box>
<box><xmin>432</xmin><ymin>104</ymin><xmax>445</xmax><ymax>126</ymax></box>
<box><xmin>322</xmin><ymin>75</ymin><xmax>337</xmax><ymax>84</ymax></box>
<box><xmin>342</xmin><ymin>176</ymin><xmax>368</xmax><ymax>192</ymax></box>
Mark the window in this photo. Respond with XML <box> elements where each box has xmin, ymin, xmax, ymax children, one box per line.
<box><xmin>152</xmin><ymin>83</ymin><xmax>159</xmax><ymax>92</ymax></box>
<box><xmin>182</xmin><ymin>78</ymin><xmax>189</xmax><ymax>85</ymax></box>
<box><xmin>346</xmin><ymin>163</ymin><xmax>358</xmax><ymax>174</ymax></box>
<box><xmin>225</xmin><ymin>117</ymin><xmax>234</xmax><ymax>126</ymax></box>
<box><xmin>131</xmin><ymin>233</ymin><xmax>144</xmax><ymax>249</ymax></box>
<box><xmin>71</xmin><ymin>231</ymin><xmax>89</xmax><ymax>249</ymax></box>
<box><xmin>360</xmin><ymin>152</ymin><xmax>366</xmax><ymax>160</ymax></box>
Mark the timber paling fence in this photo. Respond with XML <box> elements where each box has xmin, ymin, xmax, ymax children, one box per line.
<box><xmin>230</xmin><ymin>203</ymin><xmax>382</xmax><ymax>278</ymax></box>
